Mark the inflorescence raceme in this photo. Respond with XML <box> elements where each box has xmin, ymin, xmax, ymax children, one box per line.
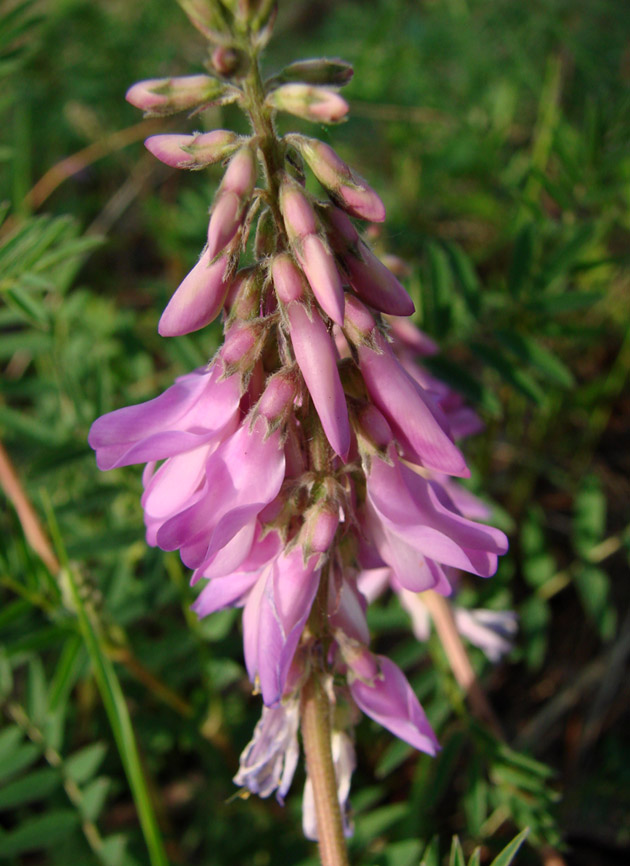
<box><xmin>89</xmin><ymin>0</ymin><xmax>511</xmax><ymax>842</ymax></box>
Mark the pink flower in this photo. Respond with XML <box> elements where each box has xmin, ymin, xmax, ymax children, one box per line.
<box><xmin>242</xmin><ymin>548</ymin><xmax>321</xmax><ymax>706</ymax></box>
<box><xmin>88</xmin><ymin>362</ymin><xmax>241</xmax><ymax>471</ymax></box>
<box><xmin>365</xmin><ymin>448</ymin><xmax>508</xmax><ymax>580</ymax></box>
<box><xmin>347</xmin><ymin>652</ymin><xmax>440</xmax><ymax>755</ymax></box>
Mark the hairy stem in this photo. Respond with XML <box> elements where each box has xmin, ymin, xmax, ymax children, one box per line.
<box><xmin>301</xmin><ymin>674</ymin><xmax>350</xmax><ymax>866</ymax></box>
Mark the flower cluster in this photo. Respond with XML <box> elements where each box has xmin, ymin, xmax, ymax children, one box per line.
<box><xmin>89</xmin><ymin>0</ymin><xmax>509</xmax><ymax>841</ymax></box>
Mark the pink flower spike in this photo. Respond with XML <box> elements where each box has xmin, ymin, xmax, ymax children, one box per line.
<box><xmin>349</xmin><ymin>654</ymin><xmax>440</xmax><ymax>755</ymax></box>
<box><xmin>299</xmin><ymin>235</ymin><xmax>345</xmax><ymax>325</ymax></box>
<box><xmin>159</xmin><ymin>250</ymin><xmax>231</xmax><ymax>336</ymax></box>
<box><xmin>287</xmin><ymin>302</ymin><xmax>350</xmax><ymax>459</ymax></box>
<box><xmin>243</xmin><ymin>549</ymin><xmax>321</xmax><ymax>706</ymax></box>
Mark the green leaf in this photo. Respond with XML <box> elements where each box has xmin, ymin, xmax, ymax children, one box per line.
<box><xmin>449</xmin><ymin>835</ymin><xmax>466</xmax><ymax>866</ymax></box>
<box><xmin>66</xmin><ymin>741</ymin><xmax>108</xmax><ymax>784</ymax></box>
<box><xmin>444</xmin><ymin>241</ymin><xmax>482</xmax><ymax>315</ymax></box>
<box><xmin>353</xmin><ymin>802</ymin><xmax>407</xmax><ymax>843</ymax></box>
<box><xmin>470</xmin><ymin>342</ymin><xmax>545</xmax><ymax>404</ymax></box>
<box><xmin>27</xmin><ymin>655</ymin><xmax>48</xmax><ymax>725</ymax></box>
<box><xmin>573</xmin><ymin>475</ymin><xmax>606</xmax><ymax>557</ymax></box>
<box><xmin>0</xmin><ymin>741</ymin><xmax>40</xmax><ymax>785</ymax></box>
<box><xmin>101</xmin><ymin>834</ymin><xmax>129</xmax><ymax>866</ymax></box>
<box><xmin>419</xmin><ymin>836</ymin><xmax>440</xmax><ymax>866</ymax></box>
<box><xmin>427</xmin><ymin>241</ymin><xmax>454</xmax><ymax>337</ymax></box>
<box><xmin>494</xmin><ymin>329</ymin><xmax>574</xmax><ymax>388</ymax></box>
<box><xmin>467</xmin><ymin>849</ymin><xmax>482</xmax><ymax>866</ymax></box>
<box><xmin>541</xmin><ymin>224</ymin><xmax>594</xmax><ymax>285</ymax></box>
<box><xmin>525</xmin><ymin>290</ymin><xmax>603</xmax><ymax>315</ymax></box>
<box><xmin>81</xmin><ymin>776</ymin><xmax>112</xmax><ymax>822</ymax></box>
<box><xmin>0</xmin><ymin>648</ymin><xmax>12</xmax><ymax>699</ymax></box>
<box><xmin>0</xmin><ymin>766</ymin><xmax>59</xmax><ymax>810</ymax></box>
<box><xmin>62</xmin><ymin>565</ymin><xmax>169</xmax><ymax>866</ymax></box>
<box><xmin>488</xmin><ymin>828</ymin><xmax>530</xmax><ymax>865</ymax></box>
<box><xmin>508</xmin><ymin>223</ymin><xmax>534</xmax><ymax>297</ymax></box>
<box><xmin>573</xmin><ymin>564</ymin><xmax>616</xmax><ymax>640</ymax></box>
<box><xmin>0</xmin><ymin>809</ymin><xmax>79</xmax><ymax>858</ymax></box>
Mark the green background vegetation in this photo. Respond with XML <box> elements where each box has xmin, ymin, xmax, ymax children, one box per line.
<box><xmin>1</xmin><ymin>0</ymin><xmax>629</xmax><ymax>863</ymax></box>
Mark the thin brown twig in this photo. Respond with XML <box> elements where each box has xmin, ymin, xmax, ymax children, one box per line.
<box><xmin>25</xmin><ymin>119</ymin><xmax>164</xmax><ymax>212</ymax></box>
<box><xmin>0</xmin><ymin>440</ymin><xmax>60</xmax><ymax>574</ymax></box>
<box><xmin>0</xmin><ymin>438</ymin><xmax>194</xmax><ymax>720</ymax></box>
<box><xmin>422</xmin><ymin>590</ymin><xmax>504</xmax><ymax>739</ymax></box>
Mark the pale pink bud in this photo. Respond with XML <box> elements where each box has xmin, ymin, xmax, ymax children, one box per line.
<box><xmin>294</xmin><ymin>137</ymin><xmax>385</xmax><ymax>222</ymax></box>
<box><xmin>343</xmin><ymin>293</ymin><xmax>376</xmax><ymax>339</ymax></box>
<box><xmin>207</xmin><ymin>146</ymin><xmax>257</xmax><ymax>259</ymax></box>
<box><xmin>287</xmin><ymin>302</ymin><xmax>350</xmax><ymax>459</ymax></box>
<box><xmin>257</xmin><ymin>373</ymin><xmax>297</xmax><ymax>422</ymax></box>
<box><xmin>158</xmin><ymin>251</ymin><xmax>231</xmax><ymax>337</ymax></box>
<box><xmin>272</xmin><ymin>254</ymin><xmax>305</xmax><ymax>304</ymax></box>
<box><xmin>343</xmin><ymin>244</ymin><xmax>415</xmax><ymax>316</ymax></box>
<box><xmin>144</xmin><ymin>130</ymin><xmax>240</xmax><ymax>169</ymax></box>
<box><xmin>279</xmin><ymin>184</ymin><xmax>318</xmax><ymax>239</ymax></box>
<box><xmin>222</xmin><ymin>321</ymin><xmax>259</xmax><ymax>366</ymax></box>
<box><xmin>126</xmin><ymin>75</ymin><xmax>224</xmax><ymax>116</ymax></box>
<box><xmin>300</xmin><ymin>235</ymin><xmax>345</xmax><ymax>326</ymax></box>
<box><xmin>267</xmin><ymin>84</ymin><xmax>349</xmax><ymax>124</ymax></box>
<box><xmin>302</xmin><ymin>503</ymin><xmax>340</xmax><ymax>553</ymax></box>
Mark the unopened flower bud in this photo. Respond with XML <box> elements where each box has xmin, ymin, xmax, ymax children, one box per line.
<box><xmin>293</xmin><ymin>137</ymin><xmax>385</xmax><ymax>222</ymax></box>
<box><xmin>343</xmin><ymin>294</ymin><xmax>376</xmax><ymax>342</ymax></box>
<box><xmin>267</xmin><ymin>84</ymin><xmax>348</xmax><ymax>124</ymax></box>
<box><xmin>257</xmin><ymin>373</ymin><xmax>297</xmax><ymax>422</ymax></box>
<box><xmin>144</xmin><ymin>130</ymin><xmax>241</xmax><ymax>170</ymax></box>
<box><xmin>176</xmin><ymin>0</ymin><xmax>231</xmax><ymax>41</ymax></box>
<box><xmin>212</xmin><ymin>45</ymin><xmax>249</xmax><ymax>78</ymax></box>
<box><xmin>272</xmin><ymin>254</ymin><xmax>305</xmax><ymax>304</ymax></box>
<box><xmin>159</xmin><ymin>251</ymin><xmax>231</xmax><ymax>336</ymax></box>
<box><xmin>279</xmin><ymin>184</ymin><xmax>317</xmax><ymax>240</ymax></box>
<box><xmin>207</xmin><ymin>146</ymin><xmax>258</xmax><ymax>259</ymax></box>
<box><xmin>273</xmin><ymin>58</ymin><xmax>353</xmax><ymax>88</ymax></box>
<box><xmin>126</xmin><ymin>75</ymin><xmax>226</xmax><ymax>116</ymax></box>
<box><xmin>302</xmin><ymin>502</ymin><xmax>339</xmax><ymax>554</ymax></box>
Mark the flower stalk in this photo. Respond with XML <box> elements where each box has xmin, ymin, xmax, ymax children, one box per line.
<box><xmin>301</xmin><ymin>674</ymin><xmax>350</xmax><ymax>866</ymax></box>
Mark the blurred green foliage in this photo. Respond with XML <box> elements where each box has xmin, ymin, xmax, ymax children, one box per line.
<box><xmin>1</xmin><ymin>0</ymin><xmax>629</xmax><ymax>864</ymax></box>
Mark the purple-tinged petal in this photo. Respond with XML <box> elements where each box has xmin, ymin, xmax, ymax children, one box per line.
<box><xmin>233</xmin><ymin>700</ymin><xmax>300</xmax><ymax>802</ymax></box>
<box><xmin>89</xmin><ymin>365</ymin><xmax>240</xmax><ymax>470</ymax></box>
<box><xmin>299</xmin><ymin>235</ymin><xmax>345</xmax><ymax>326</ymax></box>
<box><xmin>243</xmin><ymin>549</ymin><xmax>321</xmax><ymax>706</ymax></box>
<box><xmin>190</xmin><ymin>519</ymin><xmax>257</xmax><ymax>584</ymax></box>
<box><xmin>191</xmin><ymin>569</ymin><xmax>260</xmax><ymax>617</ymax></box>
<box><xmin>288</xmin><ymin>302</ymin><xmax>350</xmax><ymax>459</ymax></box>
<box><xmin>453</xmin><ymin>608</ymin><xmax>518</xmax><ymax>662</ymax></box>
<box><xmin>156</xmin><ymin>417</ymin><xmax>286</xmax><ymax>565</ymax></box>
<box><xmin>349</xmin><ymin>654</ymin><xmax>440</xmax><ymax>754</ymax></box>
<box><xmin>159</xmin><ymin>250</ymin><xmax>231</xmax><ymax>336</ymax></box>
